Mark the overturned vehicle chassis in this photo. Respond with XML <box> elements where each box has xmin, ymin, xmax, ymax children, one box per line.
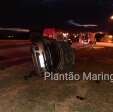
<box><xmin>31</xmin><ymin>37</ymin><xmax>75</xmax><ymax>75</ymax></box>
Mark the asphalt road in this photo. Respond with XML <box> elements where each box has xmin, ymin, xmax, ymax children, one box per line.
<box><xmin>0</xmin><ymin>40</ymin><xmax>32</xmax><ymax>68</ymax></box>
<box><xmin>0</xmin><ymin>40</ymin><xmax>113</xmax><ymax>69</ymax></box>
<box><xmin>0</xmin><ymin>43</ymin><xmax>113</xmax><ymax>112</ymax></box>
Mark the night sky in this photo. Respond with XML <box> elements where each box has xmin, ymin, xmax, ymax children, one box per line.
<box><xmin>0</xmin><ymin>0</ymin><xmax>113</xmax><ymax>28</ymax></box>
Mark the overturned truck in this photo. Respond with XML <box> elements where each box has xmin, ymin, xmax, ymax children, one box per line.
<box><xmin>31</xmin><ymin>33</ymin><xmax>76</xmax><ymax>76</ymax></box>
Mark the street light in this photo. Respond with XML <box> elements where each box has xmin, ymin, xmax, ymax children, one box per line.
<box><xmin>110</xmin><ymin>15</ymin><xmax>113</xmax><ymax>20</ymax></box>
